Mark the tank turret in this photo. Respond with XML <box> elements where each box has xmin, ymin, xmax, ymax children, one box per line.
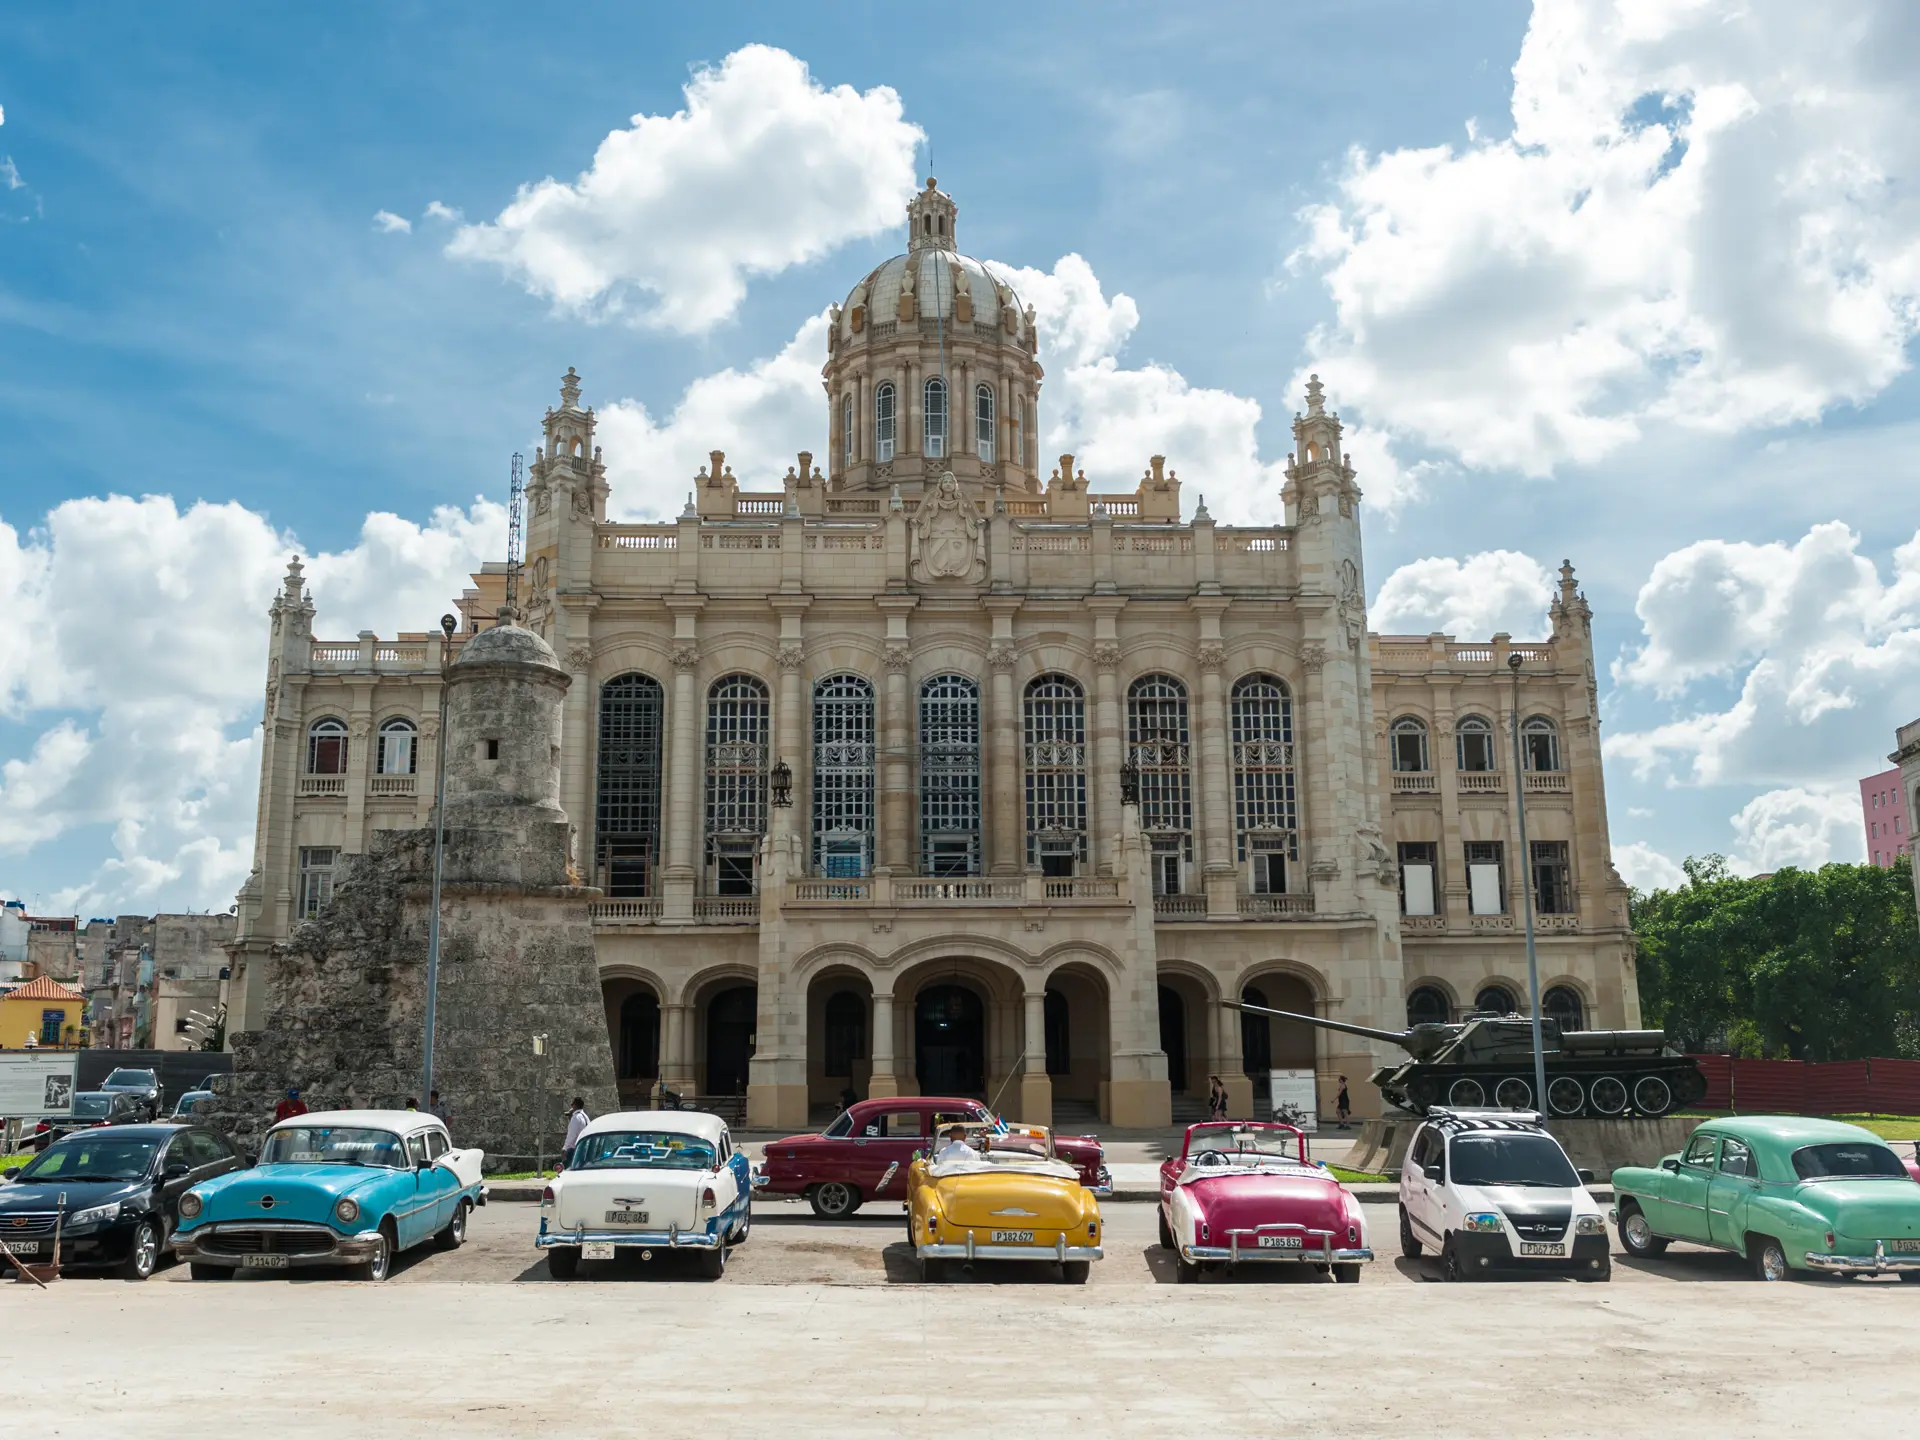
<box><xmin>1224</xmin><ymin>1000</ymin><xmax>1706</xmax><ymax>1119</ymax></box>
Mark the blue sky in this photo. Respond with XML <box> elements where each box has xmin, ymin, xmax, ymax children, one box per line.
<box><xmin>3</xmin><ymin>1</ymin><xmax>1918</xmax><ymax>914</ymax></box>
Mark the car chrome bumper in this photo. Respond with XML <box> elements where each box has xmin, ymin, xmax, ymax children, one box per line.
<box><xmin>918</xmin><ymin>1239</ymin><xmax>1104</xmax><ymax>1263</ymax></box>
<box><xmin>1804</xmin><ymin>1242</ymin><xmax>1920</xmax><ymax>1274</ymax></box>
<box><xmin>536</xmin><ymin>1226</ymin><xmax>722</xmax><ymax>1252</ymax></box>
<box><xmin>750</xmin><ymin>1168</ymin><xmax>770</xmax><ymax>1190</ymax></box>
<box><xmin>171</xmin><ymin>1226</ymin><xmax>383</xmax><ymax>1267</ymax></box>
<box><xmin>1182</xmin><ymin>1244</ymin><xmax>1374</xmax><ymax>1265</ymax></box>
<box><xmin>1089</xmin><ymin>1166</ymin><xmax>1113</xmax><ymax>1198</ymax></box>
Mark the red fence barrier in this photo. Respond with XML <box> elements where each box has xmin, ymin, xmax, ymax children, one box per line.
<box><xmin>1686</xmin><ymin>1055</ymin><xmax>1920</xmax><ymax>1115</ymax></box>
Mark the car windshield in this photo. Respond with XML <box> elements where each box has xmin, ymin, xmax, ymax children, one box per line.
<box><xmin>571</xmin><ymin>1132</ymin><xmax>717</xmax><ymax>1170</ymax></box>
<box><xmin>1448</xmin><ymin>1133</ymin><xmax>1581</xmax><ymax>1188</ymax></box>
<box><xmin>822</xmin><ymin>1111</ymin><xmax>853</xmax><ymax>1138</ymax></box>
<box><xmin>104</xmin><ymin>1070</ymin><xmax>153</xmax><ymax>1086</ymax></box>
<box><xmin>1791</xmin><ymin>1142</ymin><xmax>1907</xmax><ymax>1181</ymax></box>
<box><xmin>1187</xmin><ymin>1125</ymin><xmax>1306</xmax><ymax>1163</ymax></box>
<box><xmin>259</xmin><ymin>1126</ymin><xmax>408</xmax><ymax>1169</ymax></box>
<box><xmin>15</xmin><ymin>1136</ymin><xmax>157</xmax><ymax>1183</ymax></box>
<box><xmin>71</xmin><ymin>1093</ymin><xmax>113</xmax><ymax>1118</ymax></box>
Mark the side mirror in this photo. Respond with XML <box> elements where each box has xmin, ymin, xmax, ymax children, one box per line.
<box><xmin>163</xmin><ymin>1162</ymin><xmax>191</xmax><ymax>1181</ymax></box>
<box><xmin>1423</xmin><ymin>1162</ymin><xmax>1443</xmax><ymax>1182</ymax></box>
<box><xmin>1660</xmin><ymin>1158</ymin><xmax>1680</xmax><ymax>1174</ymax></box>
<box><xmin>1576</xmin><ymin>1168</ymin><xmax>1596</xmax><ymax>1185</ymax></box>
<box><xmin>2</xmin><ymin>1167</ymin><xmax>18</xmax><ymax>1181</ymax></box>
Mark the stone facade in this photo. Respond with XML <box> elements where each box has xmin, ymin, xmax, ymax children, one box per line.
<box><xmin>228</xmin><ymin>180</ymin><xmax>1634</xmax><ymax>1128</ymax></box>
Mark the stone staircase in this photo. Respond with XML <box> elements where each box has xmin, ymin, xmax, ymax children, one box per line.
<box><xmin>1050</xmin><ymin>1098</ymin><xmax>1100</xmax><ymax>1129</ymax></box>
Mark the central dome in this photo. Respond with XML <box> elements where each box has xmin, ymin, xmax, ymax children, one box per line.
<box><xmin>836</xmin><ymin>177</ymin><xmax>1030</xmax><ymax>347</ymax></box>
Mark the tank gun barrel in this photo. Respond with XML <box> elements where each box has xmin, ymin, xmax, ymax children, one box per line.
<box><xmin>1221</xmin><ymin>998</ymin><xmax>1412</xmax><ymax>1050</ymax></box>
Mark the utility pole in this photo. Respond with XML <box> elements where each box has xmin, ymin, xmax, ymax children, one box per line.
<box><xmin>422</xmin><ymin>612</ymin><xmax>457</xmax><ymax>1101</ymax></box>
<box><xmin>1507</xmin><ymin>651</ymin><xmax>1547</xmax><ymax>1112</ymax></box>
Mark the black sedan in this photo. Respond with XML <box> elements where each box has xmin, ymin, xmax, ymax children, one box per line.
<box><xmin>0</xmin><ymin>1124</ymin><xmax>247</xmax><ymax>1279</ymax></box>
<box><xmin>100</xmin><ymin>1067</ymin><xmax>163</xmax><ymax>1120</ymax></box>
<box><xmin>33</xmin><ymin>1090</ymin><xmax>147</xmax><ymax>1150</ymax></box>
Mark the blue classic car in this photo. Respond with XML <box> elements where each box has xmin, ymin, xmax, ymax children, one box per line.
<box><xmin>171</xmin><ymin>1110</ymin><xmax>486</xmax><ymax>1281</ymax></box>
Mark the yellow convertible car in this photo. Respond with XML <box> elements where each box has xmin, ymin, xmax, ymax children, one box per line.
<box><xmin>903</xmin><ymin>1124</ymin><xmax>1103</xmax><ymax>1283</ymax></box>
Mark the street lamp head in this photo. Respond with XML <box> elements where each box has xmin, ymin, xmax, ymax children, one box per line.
<box><xmin>440</xmin><ymin>614</ymin><xmax>458</xmax><ymax>640</ymax></box>
<box><xmin>768</xmin><ymin>758</ymin><xmax>794</xmax><ymax>808</ymax></box>
<box><xmin>1506</xmin><ymin>651</ymin><xmax>1523</xmax><ymax>673</ymax></box>
<box><xmin>1119</xmin><ymin>759</ymin><xmax>1141</xmax><ymax>807</ymax></box>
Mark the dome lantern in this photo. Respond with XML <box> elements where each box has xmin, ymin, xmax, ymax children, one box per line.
<box><xmin>907</xmin><ymin>176</ymin><xmax>957</xmax><ymax>253</ymax></box>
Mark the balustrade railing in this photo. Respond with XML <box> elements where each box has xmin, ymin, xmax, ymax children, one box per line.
<box><xmin>1236</xmin><ymin>893</ymin><xmax>1316</xmax><ymax>919</ymax></box>
<box><xmin>1525</xmin><ymin>773</ymin><xmax>1571</xmax><ymax>794</ymax></box>
<box><xmin>297</xmin><ymin>776</ymin><xmax>346</xmax><ymax>797</ymax></box>
<box><xmin>591</xmin><ymin>898</ymin><xmax>662</xmax><ymax>924</ymax></box>
<box><xmin>693</xmin><ymin>896</ymin><xmax>760</xmax><ymax>923</ymax></box>
<box><xmin>897</xmin><ymin>878</ymin><xmax>1025</xmax><ymax>902</ymax></box>
<box><xmin>367</xmin><ymin>775</ymin><xmax>416</xmax><ymax>797</ymax></box>
<box><xmin>1044</xmin><ymin>877</ymin><xmax>1120</xmax><ymax>900</ymax></box>
<box><xmin>1456</xmin><ymin>772</ymin><xmax>1506</xmax><ymax>794</ymax></box>
<box><xmin>1392</xmin><ymin>773</ymin><xmax>1436</xmax><ymax>794</ymax></box>
<box><xmin>1152</xmin><ymin>894</ymin><xmax>1207</xmax><ymax>918</ymax></box>
<box><xmin>1401</xmin><ymin>914</ymin><xmax>1447</xmax><ymax>934</ymax></box>
<box><xmin>791</xmin><ymin>880</ymin><xmax>872</xmax><ymax>902</ymax></box>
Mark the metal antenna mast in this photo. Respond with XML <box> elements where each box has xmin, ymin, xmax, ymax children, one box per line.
<box><xmin>503</xmin><ymin>451</ymin><xmax>525</xmax><ymax>616</ymax></box>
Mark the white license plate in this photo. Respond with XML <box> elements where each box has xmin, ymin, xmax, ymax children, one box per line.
<box><xmin>1257</xmin><ymin>1235</ymin><xmax>1304</xmax><ymax>1249</ymax></box>
<box><xmin>1889</xmin><ymin>1239</ymin><xmax>1920</xmax><ymax>1253</ymax></box>
<box><xmin>1519</xmin><ymin>1242</ymin><xmax>1565</xmax><ymax>1257</ymax></box>
<box><xmin>605</xmin><ymin>1210</ymin><xmax>648</xmax><ymax>1224</ymax></box>
<box><xmin>990</xmin><ymin>1230</ymin><xmax>1034</xmax><ymax>1244</ymax></box>
<box><xmin>242</xmin><ymin>1253</ymin><xmax>288</xmax><ymax>1269</ymax></box>
<box><xmin>582</xmin><ymin>1242</ymin><xmax>616</xmax><ymax>1260</ymax></box>
<box><xmin>2</xmin><ymin>1240</ymin><xmax>43</xmax><ymax>1256</ymax></box>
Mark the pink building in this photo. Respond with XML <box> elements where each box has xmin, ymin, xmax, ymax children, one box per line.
<box><xmin>1861</xmin><ymin>766</ymin><xmax>1912</xmax><ymax>868</ymax></box>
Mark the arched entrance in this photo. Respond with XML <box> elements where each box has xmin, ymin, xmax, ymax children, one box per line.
<box><xmin>1044</xmin><ymin>962</ymin><xmax>1112</xmax><ymax>1118</ymax></box>
<box><xmin>620</xmin><ymin>991</ymin><xmax>660</xmax><ymax>1083</ymax></box>
<box><xmin>1240</xmin><ymin>974</ymin><xmax>1316</xmax><ymax>1079</ymax></box>
<box><xmin>1157</xmin><ymin>985</ymin><xmax>1188</xmax><ymax>1093</ymax></box>
<box><xmin>915</xmin><ymin>984</ymin><xmax>985</xmax><ymax>1095</ymax></box>
<box><xmin>705</xmin><ymin>984</ymin><xmax>757</xmax><ymax>1096</ymax></box>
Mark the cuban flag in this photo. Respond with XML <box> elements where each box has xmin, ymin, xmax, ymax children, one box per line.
<box><xmin>989</xmin><ymin>1113</ymin><xmax>1009</xmax><ymax>1136</ymax></box>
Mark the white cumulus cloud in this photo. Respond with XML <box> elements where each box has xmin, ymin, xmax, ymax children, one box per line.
<box><xmin>1613</xmin><ymin>840</ymin><xmax>1687</xmax><ymax>893</ymax></box>
<box><xmin>372</xmin><ymin>210</ymin><xmax>412</xmax><ymax>235</ymax></box>
<box><xmin>447</xmin><ymin>45</ymin><xmax>923</xmax><ymax>334</ymax></box>
<box><xmin>1371</xmin><ymin>550</ymin><xmax>1556</xmax><ymax>638</ymax></box>
<box><xmin>1728</xmin><ymin>784</ymin><xmax>1865</xmax><ymax>872</ymax></box>
<box><xmin>1294</xmin><ymin>0</ymin><xmax>1920</xmax><ymax>478</ymax></box>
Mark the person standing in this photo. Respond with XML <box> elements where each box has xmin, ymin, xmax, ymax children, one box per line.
<box><xmin>562</xmin><ymin>1096</ymin><xmax>590</xmax><ymax>1169</ymax></box>
<box><xmin>1335</xmin><ymin>1076</ymin><xmax>1351</xmax><ymax>1129</ymax></box>
<box><xmin>273</xmin><ymin>1087</ymin><xmax>308</xmax><ymax>1123</ymax></box>
<box><xmin>428</xmin><ymin>1089</ymin><xmax>451</xmax><ymax>1126</ymax></box>
<box><xmin>1207</xmin><ymin>1074</ymin><xmax>1228</xmax><ymax>1121</ymax></box>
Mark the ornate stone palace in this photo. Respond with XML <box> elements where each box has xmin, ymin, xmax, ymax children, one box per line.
<box><xmin>228</xmin><ymin>179</ymin><xmax>1635</xmax><ymax>1128</ymax></box>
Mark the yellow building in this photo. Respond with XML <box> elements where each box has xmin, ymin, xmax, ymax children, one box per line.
<box><xmin>0</xmin><ymin>974</ymin><xmax>87</xmax><ymax>1050</ymax></box>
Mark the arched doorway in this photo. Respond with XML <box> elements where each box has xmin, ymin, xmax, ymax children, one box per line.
<box><xmin>1241</xmin><ymin>976</ymin><xmax>1316</xmax><ymax>1078</ymax></box>
<box><xmin>823</xmin><ymin>991</ymin><xmax>866</xmax><ymax>1080</ymax></box>
<box><xmin>915</xmin><ymin>984</ymin><xmax>985</xmax><ymax>1095</ymax></box>
<box><xmin>705</xmin><ymin>985</ymin><xmax>757</xmax><ymax>1096</ymax></box>
<box><xmin>619</xmin><ymin>991</ymin><xmax>660</xmax><ymax>1083</ymax></box>
<box><xmin>1157</xmin><ymin>985</ymin><xmax>1187</xmax><ymax>1093</ymax></box>
<box><xmin>1044</xmin><ymin>989</ymin><xmax>1070</xmax><ymax>1075</ymax></box>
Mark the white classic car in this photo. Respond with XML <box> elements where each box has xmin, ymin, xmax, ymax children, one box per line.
<box><xmin>536</xmin><ymin>1111</ymin><xmax>750</xmax><ymax>1279</ymax></box>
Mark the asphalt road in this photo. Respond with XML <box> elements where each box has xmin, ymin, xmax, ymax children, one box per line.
<box><xmin>13</xmin><ymin>1200</ymin><xmax>1918</xmax><ymax>1438</ymax></box>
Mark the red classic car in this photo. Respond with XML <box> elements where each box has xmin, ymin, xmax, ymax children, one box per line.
<box><xmin>755</xmin><ymin>1097</ymin><xmax>1112</xmax><ymax>1217</ymax></box>
<box><xmin>1157</xmin><ymin>1121</ymin><xmax>1374</xmax><ymax>1283</ymax></box>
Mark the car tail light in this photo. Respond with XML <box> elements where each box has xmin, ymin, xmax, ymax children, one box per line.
<box><xmin>541</xmin><ymin>1185</ymin><xmax>555</xmax><ymax>1205</ymax></box>
<box><xmin>1199</xmin><ymin>1222</ymin><xmax>1209</xmax><ymax>1242</ymax></box>
<box><xmin>33</xmin><ymin>1120</ymin><xmax>49</xmax><ymax>1133</ymax></box>
<box><xmin>1348</xmin><ymin>1225</ymin><xmax>1358</xmax><ymax>1244</ymax></box>
<box><xmin>1826</xmin><ymin>1232</ymin><xmax>1835</xmax><ymax>1249</ymax></box>
<box><xmin>701</xmin><ymin>1186</ymin><xmax>718</xmax><ymax>1209</ymax></box>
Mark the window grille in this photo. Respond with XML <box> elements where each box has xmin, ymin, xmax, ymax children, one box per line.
<box><xmin>875</xmin><ymin>383</ymin><xmax>896</xmax><ymax>462</ymax></box>
<box><xmin>1230</xmin><ymin>674</ymin><xmax>1296</xmax><ymax>867</ymax></box>
<box><xmin>1475</xmin><ymin>983</ymin><xmax>1518</xmax><ymax>1015</ymax></box>
<box><xmin>375</xmin><ymin>718</ymin><xmax>416</xmax><ymax>775</ymax></box>
<box><xmin>1127</xmin><ymin>674</ymin><xmax>1191</xmax><ymax>861</ymax></box>
<box><xmin>1390</xmin><ymin>716</ymin><xmax>1429</xmax><ymax>773</ymax></box>
<box><xmin>1023</xmin><ymin>675</ymin><xmax>1086</xmax><ymax>871</ymax></box>
<box><xmin>823</xmin><ymin>991</ymin><xmax>866</xmax><ymax>1077</ymax></box>
<box><xmin>1543</xmin><ymin>984</ymin><xmax>1584</xmax><ymax>1031</ymax></box>
<box><xmin>919</xmin><ymin>673</ymin><xmax>980</xmax><ymax>876</ymax></box>
<box><xmin>924</xmin><ymin>377</ymin><xmax>948</xmax><ymax>458</ymax></box>
<box><xmin>1406</xmin><ymin>985</ymin><xmax>1450</xmax><ymax>1026</ymax></box>
<box><xmin>306</xmin><ymin>718</ymin><xmax>347</xmax><ymax>775</ymax></box>
<box><xmin>1456</xmin><ymin>715</ymin><xmax>1496</xmax><ymax>772</ymax></box>
<box><xmin>1522</xmin><ymin>716</ymin><xmax>1561</xmax><ymax>772</ymax></box>
<box><xmin>812</xmin><ymin>674</ymin><xmax>875</xmax><ymax>877</ymax></box>
<box><xmin>298</xmin><ymin>847</ymin><xmax>337</xmax><ymax>919</ymax></box>
<box><xmin>706</xmin><ymin>675</ymin><xmax>769</xmax><ymax>888</ymax></box>
<box><xmin>975</xmin><ymin>384</ymin><xmax>996</xmax><ymax>463</ymax></box>
<box><xmin>596</xmin><ymin>673</ymin><xmax>664</xmax><ymax>898</ymax></box>
<box><xmin>1530</xmin><ymin>839</ymin><xmax>1573</xmax><ymax>913</ymax></box>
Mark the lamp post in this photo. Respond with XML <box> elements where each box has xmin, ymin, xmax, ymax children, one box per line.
<box><xmin>768</xmin><ymin>759</ymin><xmax>794</xmax><ymax>810</ymax></box>
<box><xmin>422</xmin><ymin>613</ymin><xmax>457</xmax><ymax>1102</ymax></box>
<box><xmin>1507</xmin><ymin>651</ymin><xmax>1547</xmax><ymax>1113</ymax></box>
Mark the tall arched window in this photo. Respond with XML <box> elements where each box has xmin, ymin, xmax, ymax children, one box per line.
<box><xmin>1543</xmin><ymin>984</ymin><xmax>1584</xmax><ymax>1032</ymax></box>
<box><xmin>919</xmin><ymin>673</ymin><xmax>980</xmax><ymax>876</ymax></box>
<box><xmin>705</xmin><ymin>674</ymin><xmax>769</xmax><ymax>895</ymax></box>
<box><xmin>823</xmin><ymin>991</ymin><xmax>866</xmax><ymax>1078</ymax></box>
<box><xmin>1407</xmin><ymin>986</ymin><xmax>1451</xmax><ymax>1027</ymax></box>
<box><xmin>923</xmin><ymin>377</ymin><xmax>948</xmax><ymax>458</ymax></box>
<box><xmin>306</xmin><ymin>718</ymin><xmax>347</xmax><ymax>774</ymax></box>
<box><xmin>1474</xmin><ymin>984</ymin><xmax>1518</xmax><ymax>1016</ymax></box>
<box><xmin>1231</xmin><ymin>674</ymin><xmax>1296</xmax><ymax>893</ymax></box>
<box><xmin>975</xmin><ymin>384</ymin><xmax>996</xmax><ymax>463</ymax></box>
<box><xmin>812</xmin><ymin>675</ymin><xmax>875</xmax><ymax>877</ymax></box>
<box><xmin>1390</xmin><ymin>716</ymin><xmax>1430</xmax><ymax>773</ymax></box>
<box><xmin>842</xmin><ymin>393</ymin><xmax>854</xmax><ymax>465</ymax></box>
<box><xmin>596</xmin><ymin>673</ymin><xmax>664</xmax><ymax>898</ymax></box>
<box><xmin>1128</xmin><ymin>674</ymin><xmax>1192</xmax><ymax>894</ymax></box>
<box><xmin>1456</xmin><ymin>715</ymin><xmax>1496</xmax><ymax>772</ymax></box>
<box><xmin>375</xmin><ymin>718</ymin><xmax>416</xmax><ymax>775</ymax></box>
<box><xmin>875</xmin><ymin>383</ymin><xmax>896</xmax><ymax>463</ymax></box>
<box><xmin>1522</xmin><ymin>716</ymin><xmax>1561</xmax><ymax>772</ymax></box>
<box><xmin>1024</xmin><ymin>675</ymin><xmax>1087</xmax><ymax>874</ymax></box>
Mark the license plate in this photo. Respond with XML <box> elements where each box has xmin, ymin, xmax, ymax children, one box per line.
<box><xmin>582</xmin><ymin>1242</ymin><xmax>616</xmax><ymax>1260</ymax></box>
<box><xmin>990</xmin><ymin>1230</ymin><xmax>1034</xmax><ymax>1243</ymax></box>
<box><xmin>605</xmin><ymin>1210</ymin><xmax>648</xmax><ymax>1224</ymax></box>
<box><xmin>1519</xmin><ymin>1242</ymin><xmax>1565</xmax><ymax>1257</ymax></box>
<box><xmin>2</xmin><ymin>1240</ymin><xmax>42</xmax><ymax>1257</ymax></box>
<box><xmin>242</xmin><ymin>1253</ymin><xmax>288</xmax><ymax>1269</ymax></box>
<box><xmin>1889</xmin><ymin>1239</ymin><xmax>1920</xmax><ymax>1253</ymax></box>
<box><xmin>1257</xmin><ymin>1235</ymin><xmax>1304</xmax><ymax>1249</ymax></box>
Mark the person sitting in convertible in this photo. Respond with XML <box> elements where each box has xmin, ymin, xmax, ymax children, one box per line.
<box><xmin>935</xmin><ymin>1124</ymin><xmax>976</xmax><ymax>1165</ymax></box>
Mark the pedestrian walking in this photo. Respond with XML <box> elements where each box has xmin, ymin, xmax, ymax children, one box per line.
<box><xmin>1336</xmin><ymin>1075</ymin><xmax>1351</xmax><ymax>1129</ymax></box>
<box><xmin>273</xmin><ymin>1087</ymin><xmax>308</xmax><ymax>1123</ymax></box>
<box><xmin>428</xmin><ymin>1089</ymin><xmax>451</xmax><ymax>1126</ymax></box>
<box><xmin>1207</xmin><ymin>1074</ymin><xmax>1229</xmax><ymax>1121</ymax></box>
<box><xmin>562</xmin><ymin>1096</ymin><xmax>590</xmax><ymax>1169</ymax></box>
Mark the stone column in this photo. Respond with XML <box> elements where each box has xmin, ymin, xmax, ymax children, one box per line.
<box><xmin>1299</xmin><ymin>643</ymin><xmax>1338</xmax><ymax>906</ymax></box>
<box><xmin>662</xmin><ymin>1004</ymin><xmax>693</xmax><ymax>1092</ymax></box>
<box><xmin>1216</xmin><ymin>996</ymin><xmax>1252</xmax><ymax>1118</ymax></box>
<box><xmin>1089</xmin><ymin>598</ymin><xmax>1127</xmax><ymax>874</ymax></box>
<box><xmin>1193</xmin><ymin>628</ymin><xmax>1236</xmax><ymax>918</ymax></box>
<box><xmin>986</xmin><ymin>603</ymin><xmax>1021</xmax><ymax>873</ymax></box>
<box><xmin>561</xmin><ymin>637</ymin><xmax>594</xmax><ymax>879</ymax></box>
<box><xmin>1019</xmin><ymin>988</ymin><xmax>1052</xmax><ymax>1126</ymax></box>
<box><xmin>1108</xmin><ymin>802</ymin><xmax>1171</xmax><ymax>1127</ymax></box>
<box><xmin>869</xmin><ymin>990</ymin><xmax>899</xmax><ymax>1099</ymax></box>
<box><xmin>881</xmin><ymin>646</ymin><xmax>912</xmax><ymax>872</ymax></box>
<box><xmin>663</xmin><ymin>639</ymin><xmax>701</xmax><ymax>920</ymax></box>
<box><xmin>343</xmin><ymin>679</ymin><xmax>374</xmax><ymax>854</ymax></box>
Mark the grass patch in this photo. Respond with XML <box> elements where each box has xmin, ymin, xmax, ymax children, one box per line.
<box><xmin>1327</xmin><ymin>1165</ymin><xmax>1391</xmax><ymax>1185</ymax></box>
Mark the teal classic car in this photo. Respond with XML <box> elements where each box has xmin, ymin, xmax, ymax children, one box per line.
<box><xmin>171</xmin><ymin>1110</ymin><xmax>486</xmax><ymax>1281</ymax></box>
<box><xmin>1611</xmin><ymin>1117</ymin><xmax>1920</xmax><ymax>1282</ymax></box>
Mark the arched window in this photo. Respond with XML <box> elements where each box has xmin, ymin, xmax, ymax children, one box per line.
<box><xmin>1024</xmin><ymin>675</ymin><xmax>1087</xmax><ymax>874</ymax></box>
<box><xmin>306</xmin><ymin>718</ymin><xmax>347</xmax><ymax>775</ymax></box>
<box><xmin>1456</xmin><ymin>715</ymin><xmax>1496</xmax><ymax>773</ymax></box>
<box><xmin>1407</xmin><ymin>986</ymin><xmax>1451</xmax><ymax>1027</ymax></box>
<box><xmin>1231</xmin><ymin>674</ymin><xmax>1296</xmax><ymax>893</ymax></box>
<box><xmin>923</xmin><ymin>377</ymin><xmax>948</xmax><ymax>458</ymax></box>
<box><xmin>1474</xmin><ymin>984</ymin><xmax>1518</xmax><ymax>1016</ymax></box>
<box><xmin>875</xmin><ymin>383</ymin><xmax>896</xmax><ymax>463</ymax></box>
<box><xmin>1522</xmin><ymin>716</ymin><xmax>1561</xmax><ymax>772</ymax></box>
<box><xmin>919</xmin><ymin>674</ymin><xmax>980</xmax><ymax>876</ymax></box>
<box><xmin>842</xmin><ymin>393</ymin><xmax>853</xmax><ymax>465</ymax></box>
<box><xmin>1390</xmin><ymin>716</ymin><xmax>1430</xmax><ymax>773</ymax></box>
<box><xmin>823</xmin><ymin>991</ymin><xmax>866</xmax><ymax>1078</ymax></box>
<box><xmin>1128</xmin><ymin>674</ymin><xmax>1192</xmax><ymax>894</ymax></box>
<box><xmin>812</xmin><ymin>675</ymin><xmax>875</xmax><ymax>877</ymax></box>
<box><xmin>596</xmin><ymin>673</ymin><xmax>664</xmax><ymax>897</ymax></box>
<box><xmin>705</xmin><ymin>675</ymin><xmax>769</xmax><ymax>895</ymax></box>
<box><xmin>374</xmin><ymin>718</ymin><xmax>416</xmax><ymax>775</ymax></box>
<box><xmin>975</xmin><ymin>384</ymin><xmax>996</xmax><ymax>463</ymax></box>
<box><xmin>1543</xmin><ymin>985</ymin><xmax>1584</xmax><ymax>1032</ymax></box>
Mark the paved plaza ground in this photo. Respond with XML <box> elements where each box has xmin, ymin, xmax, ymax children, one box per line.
<box><xmin>10</xmin><ymin>1199</ymin><xmax>1917</xmax><ymax>1438</ymax></box>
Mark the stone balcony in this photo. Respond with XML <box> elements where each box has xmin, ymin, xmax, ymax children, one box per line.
<box><xmin>1399</xmin><ymin>910</ymin><xmax>1582</xmax><ymax>937</ymax></box>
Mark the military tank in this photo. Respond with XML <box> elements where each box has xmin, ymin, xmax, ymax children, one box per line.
<box><xmin>1227</xmin><ymin>1000</ymin><xmax>1707</xmax><ymax>1118</ymax></box>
